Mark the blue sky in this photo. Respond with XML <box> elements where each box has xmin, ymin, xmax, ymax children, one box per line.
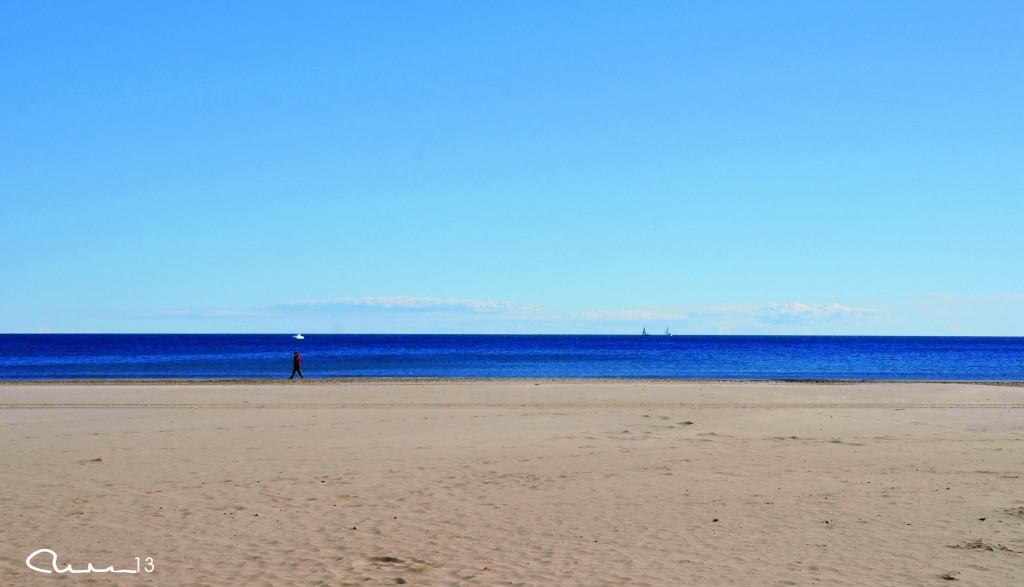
<box><xmin>2</xmin><ymin>1</ymin><xmax>1022</xmax><ymax>335</ymax></box>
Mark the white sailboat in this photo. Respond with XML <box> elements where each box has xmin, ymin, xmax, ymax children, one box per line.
<box><xmin>642</xmin><ymin>326</ymin><xmax>650</xmax><ymax>336</ymax></box>
<box><xmin>665</xmin><ymin>327</ymin><xmax>671</xmax><ymax>336</ymax></box>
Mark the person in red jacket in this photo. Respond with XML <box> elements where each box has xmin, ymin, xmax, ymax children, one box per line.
<box><xmin>290</xmin><ymin>352</ymin><xmax>304</xmax><ymax>379</ymax></box>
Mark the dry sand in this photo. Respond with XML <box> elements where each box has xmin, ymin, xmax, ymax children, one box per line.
<box><xmin>1</xmin><ymin>381</ymin><xmax>1022</xmax><ymax>586</ymax></box>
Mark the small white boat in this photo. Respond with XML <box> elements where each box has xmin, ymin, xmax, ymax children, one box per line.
<box><xmin>665</xmin><ymin>327</ymin><xmax>672</xmax><ymax>336</ymax></box>
<box><xmin>293</xmin><ymin>334</ymin><xmax>305</xmax><ymax>340</ymax></box>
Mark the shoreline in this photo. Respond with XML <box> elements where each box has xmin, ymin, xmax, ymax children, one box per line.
<box><xmin>3</xmin><ymin>377</ymin><xmax>1024</xmax><ymax>386</ymax></box>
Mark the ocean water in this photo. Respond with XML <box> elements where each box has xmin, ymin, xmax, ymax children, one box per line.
<box><xmin>0</xmin><ymin>334</ymin><xmax>1022</xmax><ymax>381</ymax></box>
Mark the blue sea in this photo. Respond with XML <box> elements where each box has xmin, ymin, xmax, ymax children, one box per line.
<box><xmin>0</xmin><ymin>334</ymin><xmax>1022</xmax><ymax>381</ymax></box>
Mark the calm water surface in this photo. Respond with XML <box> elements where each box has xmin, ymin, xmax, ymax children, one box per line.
<box><xmin>1</xmin><ymin>334</ymin><xmax>1022</xmax><ymax>380</ymax></box>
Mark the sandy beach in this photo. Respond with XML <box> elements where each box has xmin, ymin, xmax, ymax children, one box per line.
<box><xmin>1</xmin><ymin>380</ymin><xmax>1022</xmax><ymax>586</ymax></box>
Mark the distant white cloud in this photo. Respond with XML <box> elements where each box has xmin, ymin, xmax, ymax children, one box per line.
<box><xmin>138</xmin><ymin>296</ymin><xmax>881</xmax><ymax>334</ymax></box>
<box><xmin>279</xmin><ymin>295</ymin><xmax>538</xmax><ymax>314</ymax></box>
<box><xmin>274</xmin><ymin>295</ymin><xmax>880</xmax><ymax>331</ymax></box>
<box><xmin>757</xmin><ymin>302</ymin><xmax>876</xmax><ymax>324</ymax></box>
<box><xmin>579</xmin><ymin>309</ymin><xmax>681</xmax><ymax>321</ymax></box>
<box><xmin>579</xmin><ymin>302</ymin><xmax>876</xmax><ymax>327</ymax></box>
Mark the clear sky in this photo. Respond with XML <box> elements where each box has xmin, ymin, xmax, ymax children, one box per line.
<box><xmin>2</xmin><ymin>1</ymin><xmax>1022</xmax><ymax>335</ymax></box>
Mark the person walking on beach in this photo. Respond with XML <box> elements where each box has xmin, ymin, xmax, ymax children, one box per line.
<box><xmin>290</xmin><ymin>352</ymin><xmax>304</xmax><ymax>379</ymax></box>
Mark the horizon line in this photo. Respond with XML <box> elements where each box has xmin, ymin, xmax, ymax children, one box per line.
<box><xmin>4</xmin><ymin>332</ymin><xmax>1022</xmax><ymax>338</ymax></box>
